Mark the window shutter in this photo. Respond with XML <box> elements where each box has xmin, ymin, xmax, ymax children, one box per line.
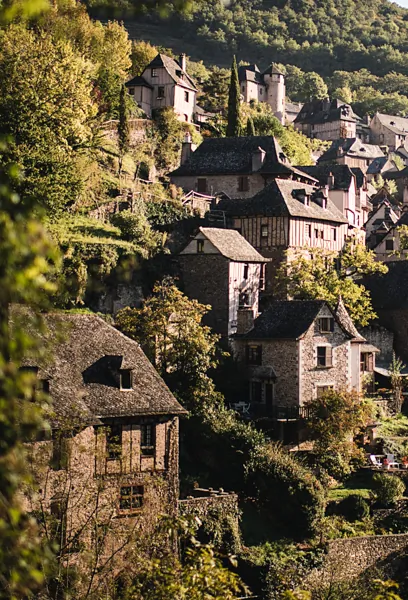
<box><xmin>368</xmin><ymin>353</ymin><xmax>374</xmax><ymax>372</ymax></box>
<box><xmin>326</xmin><ymin>346</ymin><xmax>333</xmax><ymax>367</ymax></box>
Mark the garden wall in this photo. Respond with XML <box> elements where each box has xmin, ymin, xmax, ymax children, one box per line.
<box><xmin>306</xmin><ymin>533</ymin><xmax>408</xmax><ymax>588</ymax></box>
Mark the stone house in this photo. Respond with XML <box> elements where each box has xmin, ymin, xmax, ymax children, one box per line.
<box><xmin>170</xmin><ymin>135</ymin><xmax>316</xmax><ymax>199</ymax></box>
<box><xmin>371</xmin><ymin>210</ymin><xmax>408</xmax><ymax>262</ymax></box>
<box><xmin>238</xmin><ymin>63</ymin><xmax>286</xmax><ymax>124</ymax></box>
<box><xmin>370</xmin><ymin>113</ymin><xmax>408</xmax><ymax>152</ymax></box>
<box><xmin>216</xmin><ymin>178</ymin><xmax>349</xmax><ymax>293</ymax></box>
<box><xmin>317</xmin><ymin>138</ymin><xmax>384</xmax><ymax>173</ymax></box>
<box><xmin>365</xmin><ymin>200</ymin><xmax>400</xmax><ymax>249</ymax></box>
<box><xmin>178</xmin><ymin>227</ymin><xmax>267</xmax><ymax>338</ymax></box>
<box><xmin>294</xmin><ymin>99</ymin><xmax>369</xmax><ymax>142</ymax></box>
<box><xmin>22</xmin><ymin>313</ymin><xmax>186</xmax><ymax>591</ymax></box>
<box><xmin>231</xmin><ymin>298</ymin><xmax>374</xmax><ymax>414</ymax></box>
<box><xmin>366</xmin><ymin>156</ymin><xmax>398</xmax><ymax>183</ymax></box>
<box><xmin>125</xmin><ymin>53</ymin><xmax>197</xmax><ymax>123</ymax></box>
<box><xmin>299</xmin><ymin>164</ymin><xmax>372</xmax><ymax>229</ymax></box>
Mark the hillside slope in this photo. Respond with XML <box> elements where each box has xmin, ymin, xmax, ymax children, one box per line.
<box><xmin>120</xmin><ymin>0</ymin><xmax>408</xmax><ymax>77</ymax></box>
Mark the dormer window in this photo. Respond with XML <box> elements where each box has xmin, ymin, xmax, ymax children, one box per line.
<box><xmin>120</xmin><ymin>369</ymin><xmax>132</xmax><ymax>390</ymax></box>
<box><xmin>197</xmin><ymin>239</ymin><xmax>204</xmax><ymax>253</ymax></box>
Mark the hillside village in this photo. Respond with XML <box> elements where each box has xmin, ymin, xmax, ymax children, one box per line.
<box><xmin>7</xmin><ymin>0</ymin><xmax>408</xmax><ymax>599</ymax></box>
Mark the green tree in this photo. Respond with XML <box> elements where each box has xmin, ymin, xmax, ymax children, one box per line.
<box><xmin>276</xmin><ymin>241</ymin><xmax>388</xmax><ymax>326</ymax></box>
<box><xmin>226</xmin><ymin>56</ymin><xmax>241</xmax><ymax>137</ymax></box>
<box><xmin>130</xmin><ymin>39</ymin><xmax>157</xmax><ymax>76</ymax></box>
<box><xmin>152</xmin><ymin>107</ymin><xmax>184</xmax><ymax>172</ymax></box>
<box><xmin>246</xmin><ymin>116</ymin><xmax>256</xmax><ymax>136</ymax></box>
<box><xmin>118</xmin><ymin>84</ymin><xmax>130</xmax><ymax>182</ymax></box>
<box><xmin>389</xmin><ymin>352</ymin><xmax>406</xmax><ymax>414</ymax></box>
<box><xmin>200</xmin><ymin>66</ymin><xmax>230</xmax><ymax>111</ymax></box>
<box><xmin>298</xmin><ymin>72</ymin><xmax>328</xmax><ymax>102</ymax></box>
<box><xmin>307</xmin><ymin>389</ymin><xmax>373</xmax><ymax>479</ymax></box>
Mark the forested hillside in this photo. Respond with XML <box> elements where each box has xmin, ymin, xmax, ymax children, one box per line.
<box><xmin>98</xmin><ymin>0</ymin><xmax>408</xmax><ymax>115</ymax></box>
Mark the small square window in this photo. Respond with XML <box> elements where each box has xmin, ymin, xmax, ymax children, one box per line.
<box><xmin>316</xmin><ymin>385</ymin><xmax>333</xmax><ymax>398</ymax></box>
<box><xmin>239</xmin><ymin>292</ymin><xmax>251</xmax><ymax>307</ymax></box>
<box><xmin>120</xmin><ymin>485</ymin><xmax>144</xmax><ymax>511</ymax></box>
<box><xmin>317</xmin><ymin>317</ymin><xmax>334</xmax><ymax>333</ymax></box>
<box><xmin>197</xmin><ymin>240</ymin><xmax>204</xmax><ymax>253</ymax></box>
<box><xmin>386</xmin><ymin>239</ymin><xmax>394</xmax><ymax>251</ymax></box>
<box><xmin>261</xmin><ymin>224</ymin><xmax>268</xmax><ymax>238</ymax></box>
<box><xmin>246</xmin><ymin>345</ymin><xmax>262</xmax><ymax>365</ymax></box>
<box><xmin>151</xmin><ymin>68</ymin><xmax>158</xmax><ymax>77</ymax></box>
<box><xmin>184</xmin><ymin>91</ymin><xmax>189</xmax><ymax>103</ymax></box>
<box><xmin>128</xmin><ymin>87</ymin><xmax>135</xmax><ymax>95</ymax></box>
<box><xmin>316</xmin><ymin>346</ymin><xmax>332</xmax><ymax>368</ymax></box>
<box><xmin>141</xmin><ymin>424</ymin><xmax>155</xmax><ymax>456</ymax></box>
<box><xmin>238</xmin><ymin>176</ymin><xmax>249</xmax><ymax>192</ymax></box>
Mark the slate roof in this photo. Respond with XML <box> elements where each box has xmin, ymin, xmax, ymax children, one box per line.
<box><xmin>363</xmin><ymin>260</ymin><xmax>408</xmax><ymax>310</ymax></box>
<box><xmin>125</xmin><ymin>75</ymin><xmax>153</xmax><ymax>89</ymax></box>
<box><xmin>298</xmin><ymin>164</ymin><xmax>356</xmax><ymax>191</ymax></box>
<box><xmin>170</xmin><ymin>136</ymin><xmax>316</xmax><ymax>180</ymax></box>
<box><xmin>294</xmin><ymin>99</ymin><xmax>362</xmax><ymax>125</ymax></box>
<box><xmin>383</xmin><ymin>166</ymin><xmax>408</xmax><ymax>180</ymax></box>
<box><xmin>145</xmin><ymin>53</ymin><xmax>197</xmax><ymax>91</ymax></box>
<box><xmin>19</xmin><ymin>312</ymin><xmax>186</xmax><ymax>427</ymax></box>
<box><xmin>238</xmin><ymin>64</ymin><xmax>263</xmax><ymax>84</ymax></box>
<box><xmin>318</xmin><ymin>138</ymin><xmax>384</xmax><ymax>162</ymax></box>
<box><xmin>262</xmin><ymin>63</ymin><xmax>284</xmax><ymax>76</ymax></box>
<box><xmin>372</xmin><ymin>210</ymin><xmax>408</xmax><ymax>249</ymax></box>
<box><xmin>217</xmin><ymin>179</ymin><xmax>348</xmax><ymax>223</ymax></box>
<box><xmin>334</xmin><ymin>296</ymin><xmax>365</xmax><ymax>342</ymax></box>
<box><xmin>367</xmin><ymin>157</ymin><xmax>395</xmax><ymax>175</ymax></box>
<box><xmin>375</xmin><ymin>113</ymin><xmax>408</xmax><ymax>136</ymax></box>
<box><xmin>195</xmin><ymin>227</ymin><xmax>268</xmax><ymax>262</ymax></box>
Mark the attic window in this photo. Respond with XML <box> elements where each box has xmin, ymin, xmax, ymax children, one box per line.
<box><xmin>151</xmin><ymin>68</ymin><xmax>158</xmax><ymax>77</ymax></box>
<box><xmin>120</xmin><ymin>369</ymin><xmax>132</xmax><ymax>390</ymax></box>
<box><xmin>197</xmin><ymin>240</ymin><xmax>204</xmax><ymax>253</ymax></box>
<box><xmin>128</xmin><ymin>87</ymin><xmax>135</xmax><ymax>95</ymax></box>
<box><xmin>317</xmin><ymin>317</ymin><xmax>334</xmax><ymax>333</ymax></box>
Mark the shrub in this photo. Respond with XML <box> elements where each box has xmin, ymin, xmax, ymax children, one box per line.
<box><xmin>337</xmin><ymin>494</ymin><xmax>370</xmax><ymax>522</ymax></box>
<box><xmin>372</xmin><ymin>473</ymin><xmax>405</xmax><ymax>507</ymax></box>
<box><xmin>110</xmin><ymin>210</ymin><xmax>160</xmax><ymax>254</ymax></box>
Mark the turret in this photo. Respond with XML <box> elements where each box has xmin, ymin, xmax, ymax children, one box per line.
<box><xmin>263</xmin><ymin>63</ymin><xmax>285</xmax><ymax>124</ymax></box>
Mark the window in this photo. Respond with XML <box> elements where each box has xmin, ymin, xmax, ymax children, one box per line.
<box><xmin>241</xmin><ymin>86</ymin><xmax>245</xmax><ymax>93</ymax></box>
<box><xmin>250</xmin><ymin>381</ymin><xmax>263</xmax><ymax>403</ymax></box>
<box><xmin>141</xmin><ymin>424</ymin><xmax>155</xmax><ymax>456</ymax></box>
<box><xmin>243</xmin><ymin>264</ymin><xmax>249</xmax><ymax>280</ymax></box>
<box><xmin>151</xmin><ymin>68</ymin><xmax>158</xmax><ymax>77</ymax></box>
<box><xmin>41</xmin><ymin>379</ymin><xmax>50</xmax><ymax>393</ymax></box>
<box><xmin>157</xmin><ymin>86</ymin><xmax>164</xmax><ymax>99</ymax></box>
<box><xmin>246</xmin><ymin>345</ymin><xmax>262</xmax><ymax>366</ymax></box>
<box><xmin>332</xmin><ymin>228</ymin><xmax>337</xmax><ymax>241</ymax></box>
<box><xmin>316</xmin><ymin>346</ymin><xmax>333</xmax><ymax>368</ymax></box>
<box><xmin>120</xmin><ymin>370</ymin><xmax>132</xmax><ymax>390</ymax></box>
<box><xmin>320</xmin><ymin>230</ymin><xmax>324</xmax><ymax>239</ymax></box>
<box><xmin>197</xmin><ymin>239</ymin><xmax>204</xmax><ymax>253</ymax></box>
<box><xmin>239</xmin><ymin>292</ymin><xmax>251</xmax><ymax>307</ymax></box>
<box><xmin>119</xmin><ymin>486</ymin><xmax>144</xmax><ymax>511</ymax></box>
<box><xmin>197</xmin><ymin>178</ymin><xmax>207</xmax><ymax>194</ymax></box>
<box><xmin>386</xmin><ymin>239</ymin><xmax>394</xmax><ymax>251</ymax></box>
<box><xmin>261</xmin><ymin>224</ymin><xmax>268</xmax><ymax>238</ymax></box>
<box><xmin>316</xmin><ymin>385</ymin><xmax>334</xmax><ymax>398</ymax></box>
<box><xmin>305</xmin><ymin>224</ymin><xmax>312</xmax><ymax>238</ymax></box>
<box><xmin>128</xmin><ymin>87</ymin><xmax>135</xmax><ymax>95</ymax></box>
<box><xmin>317</xmin><ymin>317</ymin><xmax>334</xmax><ymax>333</ymax></box>
<box><xmin>106</xmin><ymin>425</ymin><xmax>122</xmax><ymax>460</ymax></box>
<box><xmin>184</xmin><ymin>91</ymin><xmax>189</xmax><ymax>103</ymax></box>
<box><xmin>238</xmin><ymin>176</ymin><xmax>249</xmax><ymax>192</ymax></box>
<box><xmin>260</xmin><ymin>88</ymin><xmax>263</xmax><ymax>96</ymax></box>
<box><xmin>315</xmin><ymin>228</ymin><xmax>319</xmax><ymax>239</ymax></box>
<box><xmin>360</xmin><ymin>353</ymin><xmax>374</xmax><ymax>372</ymax></box>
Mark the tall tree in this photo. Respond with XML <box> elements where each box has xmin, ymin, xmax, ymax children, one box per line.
<box><xmin>246</xmin><ymin>116</ymin><xmax>256</xmax><ymax>136</ymax></box>
<box><xmin>118</xmin><ymin>84</ymin><xmax>130</xmax><ymax>184</ymax></box>
<box><xmin>226</xmin><ymin>56</ymin><xmax>241</xmax><ymax>137</ymax></box>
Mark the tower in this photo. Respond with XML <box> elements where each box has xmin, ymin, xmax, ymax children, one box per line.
<box><xmin>263</xmin><ymin>63</ymin><xmax>286</xmax><ymax>124</ymax></box>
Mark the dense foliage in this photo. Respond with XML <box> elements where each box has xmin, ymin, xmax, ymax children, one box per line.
<box><xmin>372</xmin><ymin>473</ymin><xmax>406</xmax><ymax>508</ymax></box>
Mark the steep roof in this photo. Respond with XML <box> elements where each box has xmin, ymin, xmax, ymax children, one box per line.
<box><xmin>298</xmin><ymin>164</ymin><xmax>356</xmax><ymax>191</ymax></box>
<box><xmin>262</xmin><ymin>63</ymin><xmax>284</xmax><ymax>76</ymax></box>
<box><xmin>217</xmin><ymin>179</ymin><xmax>348</xmax><ymax>223</ymax></box>
<box><xmin>195</xmin><ymin>227</ymin><xmax>267</xmax><ymax>262</ymax></box>
<box><xmin>125</xmin><ymin>75</ymin><xmax>153</xmax><ymax>89</ymax></box>
<box><xmin>145</xmin><ymin>53</ymin><xmax>197</xmax><ymax>91</ymax></box>
<box><xmin>366</xmin><ymin>156</ymin><xmax>396</xmax><ymax>175</ymax></box>
<box><xmin>318</xmin><ymin>138</ymin><xmax>384</xmax><ymax>162</ymax></box>
<box><xmin>383</xmin><ymin>166</ymin><xmax>408</xmax><ymax>180</ymax></box>
<box><xmin>19</xmin><ymin>312</ymin><xmax>186</xmax><ymax>427</ymax></box>
<box><xmin>238</xmin><ymin>64</ymin><xmax>263</xmax><ymax>84</ymax></box>
<box><xmin>334</xmin><ymin>297</ymin><xmax>365</xmax><ymax>342</ymax></box>
<box><xmin>372</xmin><ymin>209</ymin><xmax>408</xmax><ymax>249</ymax></box>
<box><xmin>170</xmin><ymin>136</ymin><xmax>315</xmax><ymax>180</ymax></box>
<box><xmin>295</xmin><ymin>99</ymin><xmax>362</xmax><ymax>125</ymax></box>
<box><xmin>363</xmin><ymin>260</ymin><xmax>408</xmax><ymax>310</ymax></box>
<box><xmin>375</xmin><ymin>113</ymin><xmax>408</xmax><ymax>136</ymax></box>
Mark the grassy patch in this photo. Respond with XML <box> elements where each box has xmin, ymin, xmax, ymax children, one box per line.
<box><xmin>328</xmin><ymin>470</ymin><xmax>374</xmax><ymax>502</ymax></box>
<box><xmin>48</xmin><ymin>215</ymin><xmax>135</xmax><ymax>250</ymax></box>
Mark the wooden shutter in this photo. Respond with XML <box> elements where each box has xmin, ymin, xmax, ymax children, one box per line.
<box><xmin>326</xmin><ymin>346</ymin><xmax>333</xmax><ymax>367</ymax></box>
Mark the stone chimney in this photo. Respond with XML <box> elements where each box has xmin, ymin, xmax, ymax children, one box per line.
<box><xmin>327</xmin><ymin>172</ymin><xmax>335</xmax><ymax>190</ymax></box>
<box><xmin>236</xmin><ymin>308</ymin><xmax>254</xmax><ymax>335</ymax></box>
<box><xmin>181</xmin><ymin>132</ymin><xmax>196</xmax><ymax>165</ymax></box>
<box><xmin>179</xmin><ymin>53</ymin><xmax>187</xmax><ymax>72</ymax></box>
<box><xmin>252</xmin><ymin>147</ymin><xmax>266</xmax><ymax>172</ymax></box>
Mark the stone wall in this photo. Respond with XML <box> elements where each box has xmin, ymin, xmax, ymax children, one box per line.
<box><xmin>306</xmin><ymin>534</ymin><xmax>408</xmax><ymax>589</ymax></box>
<box><xmin>360</xmin><ymin>323</ymin><xmax>394</xmax><ymax>365</ymax></box>
<box><xmin>178</xmin><ymin>254</ymin><xmax>230</xmax><ymax>337</ymax></box>
<box><xmin>171</xmin><ymin>173</ymin><xmax>265</xmax><ymax>199</ymax></box>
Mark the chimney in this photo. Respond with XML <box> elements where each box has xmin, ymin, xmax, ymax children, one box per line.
<box><xmin>179</xmin><ymin>53</ymin><xmax>187</xmax><ymax>72</ymax></box>
<box><xmin>327</xmin><ymin>172</ymin><xmax>335</xmax><ymax>189</ymax></box>
<box><xmin>252</xmin><ymin>147</ymin><xmax>266</xmax><ymax>172</ymax></box>
<box><xmin>236</xmin><ymin>308</ymin><xmax>254</xmax><ymax>335</ymax></box>
<box><xmin>181</xmin><ymin>132</ymin><xmax>195</xmax><ymax>165</ymax></box>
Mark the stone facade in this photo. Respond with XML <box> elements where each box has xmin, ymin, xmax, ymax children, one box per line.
<box><xmin>306</xmin><ymin>534</ymin><xmax>408</xmax><ymax>589</ymax></box>
<box><xmin>171</xmin><ymin>172</ymin><xmax>266</xmax><ymax>199</ymax></box>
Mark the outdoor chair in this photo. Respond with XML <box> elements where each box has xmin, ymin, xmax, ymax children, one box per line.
<box><xmin>369</xmin><ymin>455</ymin><xmax>383</xmax><ymax>468</ymax></box>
